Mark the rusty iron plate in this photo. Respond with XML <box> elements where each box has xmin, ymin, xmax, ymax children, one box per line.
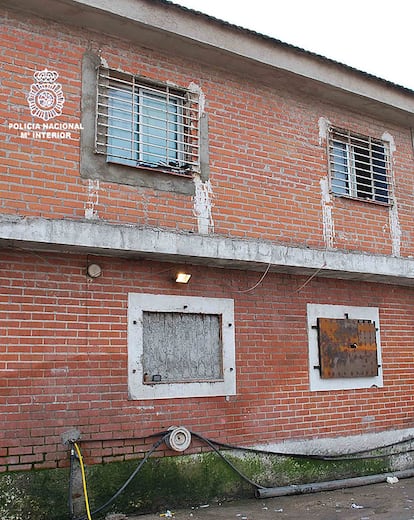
<box><xmin>317</xmin><ymin>318</ymin><xmax>378</xmax><ymax>379</ymax></box>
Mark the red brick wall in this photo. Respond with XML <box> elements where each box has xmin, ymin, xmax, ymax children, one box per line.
<box><xmin>2</xmin><ymin>250</ymin><xmax>414</xmax><ymax>471</ymax></box>
<box><xmin>2</xmin><ymin>8</ymin><xmax>414</xmax><ymax>472</ymax></box>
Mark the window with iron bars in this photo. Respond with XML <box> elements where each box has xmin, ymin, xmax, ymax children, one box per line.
<box><xmin>95</xmin><ymin>68</ymin><xmax>199</xmax><ymax>176</ymax></box>
<box><xmin>328</xmin><ymin>128</ymin><xmax>390</xmax><ymax>204</ymax></box>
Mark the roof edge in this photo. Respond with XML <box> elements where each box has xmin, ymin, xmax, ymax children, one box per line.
<box><xmin>2</xmin><ymin>0</ymin><xmax>414</xmax><ymax>124</ymax></box>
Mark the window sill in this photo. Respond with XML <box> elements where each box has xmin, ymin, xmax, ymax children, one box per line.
<box><xmin>80</xmin><ymin>151</ymin><xmax>195</xmax><ymax>195</ymax></box>
<box><xmin>107</xmin><ymin>159</ymin><xmax>194</xmax><ymax>179</ymax></box>
<box><xmin>332</xmin><ymin>193</ymin><xmax>390</xmax><ymax>207</ymax></box>
<box><xmin>143</xmin><ymin>378</ymin><xmax>225</xmax><ymax>386</ymax></box>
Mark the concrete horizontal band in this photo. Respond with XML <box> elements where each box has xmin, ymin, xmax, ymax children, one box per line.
<box><xmin>1</xmin><ymin>216</ymin><xmax>414</xmax><ymax>286</ymax></box>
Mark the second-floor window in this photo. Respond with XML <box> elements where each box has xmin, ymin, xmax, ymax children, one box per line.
<box><xmin>96</xmin><ymin>68</ymin><xmax>199</xmax><ymax>176</ymax></box>
<box><xmin>328</xmin><ymin>128</ymin><xmax>390</xmax><ymax>204</ymax></box>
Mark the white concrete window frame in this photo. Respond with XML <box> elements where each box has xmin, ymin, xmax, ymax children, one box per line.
<box><xmin>307</xmin><ymin>303</ymin><xmax>383</xmax><ymax>391</ymax></box>
<box><xmin>80</xmin><ymin>52</ymin><xmax>210</xmax><ymax>196</ymax></box>
<box><xmin>128</xmin><ymin>293</ymin><xmax>236</xmax><ymax>399</ymax></box>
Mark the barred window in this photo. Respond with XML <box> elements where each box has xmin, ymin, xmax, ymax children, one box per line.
<box><xmin>328</xmin><ymin>128</ymin><xmax>390</xmax><ymax>204</ymax></box>
<box><xmin>96</xmin><ymin>68</ymin><xmax>199</xmax><ymax>176</ymax></box>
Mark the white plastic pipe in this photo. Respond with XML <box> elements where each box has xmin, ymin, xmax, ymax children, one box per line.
<box><xmin>255</xmin><ymin>468</ymin><xmax>414</xmax><ymax>499</ymax></box>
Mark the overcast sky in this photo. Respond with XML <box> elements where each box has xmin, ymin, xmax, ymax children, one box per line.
<box><xmin>173</xmin><ymin>0</ymin><xmax>414</xmax><ymax>91</ymax></box>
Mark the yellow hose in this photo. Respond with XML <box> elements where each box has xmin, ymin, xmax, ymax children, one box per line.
<box><xmin>74</xmin><ymin>442</ymin><xmax>93</xmax><ymax>520</ymax></box>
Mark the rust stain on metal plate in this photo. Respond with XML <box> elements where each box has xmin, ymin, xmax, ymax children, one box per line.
<box><xmin>317</xmin><ymin>318</ymin><xmax>378</xmax><ymax>379</ymax></box>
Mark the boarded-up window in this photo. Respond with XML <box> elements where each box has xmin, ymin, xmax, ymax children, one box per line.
<box><xmin>142</xmin><ymin>312</ymin><xmax>222</xmax><ymax>383</ymax></box>
<box><xmin>307</xmin><ymin>304</ymin><xmax>383</xmax><ymax>391</ymax></box>
<box><xmin>317</xmin><ymin>317</ymin><xmax>378</xmax><ymax>379</ymax></box>
<box><xmin>128</xmin><ymin>293</ymin><xmax>235</xmax><ymax>399</ymax></box>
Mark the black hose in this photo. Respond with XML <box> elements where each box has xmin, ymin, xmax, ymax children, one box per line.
<box><xmin>190</xmin><ymin>431</ymin><xmax>265</xmax><ymax>490</ymax></box>
<box><xmin>73</xmin><ymin>430</ymin><xmax>169</xmax><ymax>446</ymax></box>
<box><xmin>170</xmin><ymin>431</ymin><xmax>414</xmax><ymax>498</ymax></box>
<box><xmin>73</xmin><ymin>431</ymin><xmax>170</xmax><ymax>520</ymax></box>
<box><xmin>195</xmin><ymin>433</ymin><xmax>414</xmax><ymax>462</ymax></box>
<box><xmin>72</xmin><ymin>430</ymin><xmax>414</xmax><ymax>461</ymax></box>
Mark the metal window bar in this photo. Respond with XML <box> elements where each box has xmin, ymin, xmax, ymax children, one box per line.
<box><xmin>328</xmin><ymin>128</ymin><xmax>390</xmax><ymax>204</ymax></box>
<box><xmin>96</xmin><ymin>68</ymin><xmax>200</xmax><ymax>174</ymax></box>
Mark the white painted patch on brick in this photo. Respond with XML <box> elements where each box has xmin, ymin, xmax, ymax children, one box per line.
<box><xmin>188</xmin><ymin>81</ymin><xmax>205</xmax><ymax>116</ymax></box>
<box><xmin>382</xmin><ymin>131</ymin><xmax>396</xmax><ymax>155</ymax></box>
<box><xmin>320</xmin><ymin>177</ymin><xmax>335</xmax><ymax>249</ymax></box>
<box><xmin>51</xmin><ymin>367</ymin><xmax>69</xmax><ymax>376</ymax></box>
<box><xmin>193</xmin><ymin>174</ymin><xmax>214</xmax><ymax>234</ymax></box>
<box><xmin>318</xmin><ymin>117</ymin><xmax>331</xmax><ymax>145</ymax></box>
<box><xmin>85</xmin><ymin>179</ymin><xmax>99</xmax><ymax>219</ymax></box>
<box><xmin>382</xmin><ymin>132</ymin><xmax>401</xmax><ymax>257</ymax></box>
<box><xmin>389</xmin><ymin>202</ymin><xmax>401</xmax><ymax>257</ymax></box>
<box><xmin>99</xmin><ymin>55</ymin><xmax>109</xmax><ymax>68</ymax></box>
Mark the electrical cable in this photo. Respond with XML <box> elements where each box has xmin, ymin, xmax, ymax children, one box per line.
<box><xmin>73</xmin><ymin>431</ymin><xmax>170</xmax><ymax>520</ymax></box>
<box><xmin>191</xmin><ymin>431</ymin><xmax>414</xmax><ymax>493</ymax></box>
<box><xmin>295</xmin><ymin>262</ymin><xmax>327</xmax><ymax>292</ymax></box>
<box><xmin>71</xmin><ymin>430</ymin><xmax>414</xmax><ymax>460</ymax></box>
<box><xmin>75</xmin><ymin>430</ymin><xmax>169</xmax><ymax>445</ymax></box>
<box><xmin>73</xmin><ymin>442</ymin><xmax>93</xmax><ymax>520</ymax></box>
<box><xmin>193</xmin><ymin>432</ymin><xmax>414</xmax><ymax>462</ymax></box>
<box><xmin>190</xmin><ymin>431</ymin><xmax>265</xmax><ymax>490</ymax></box>
<box><xmin>232</xmin><ymin>261</ymin><xmax>272</xmax><ymax>293</ymax></box>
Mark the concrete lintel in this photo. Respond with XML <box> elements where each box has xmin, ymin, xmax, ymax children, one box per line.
<box><xmin>1</xmin><ymin>216</ymin><xmax>414</xmax><ymax>286</ymax></box>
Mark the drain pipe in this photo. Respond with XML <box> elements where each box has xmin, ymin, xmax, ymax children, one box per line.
<box><xmin>255</xmin><ymin>467</ymin><xmax>414</xmax><ymax>498</ymax></box>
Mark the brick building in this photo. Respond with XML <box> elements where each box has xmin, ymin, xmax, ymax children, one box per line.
<box><xmin>2</xmin><ymin>0</ymin><xmax>414</xmax><ymax>514</ymax></box>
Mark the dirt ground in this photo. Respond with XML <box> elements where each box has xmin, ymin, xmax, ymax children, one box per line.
<box><xmin>129</xmin><ymin>476</ymin><xmax>414</xmax><ymax>520</ymax></box>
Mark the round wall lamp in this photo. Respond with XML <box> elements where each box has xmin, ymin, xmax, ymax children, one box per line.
<box><xmin>86</xmin><ymin>263</ymin><xmax>102</xmax><ymax>278</ymax></box>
